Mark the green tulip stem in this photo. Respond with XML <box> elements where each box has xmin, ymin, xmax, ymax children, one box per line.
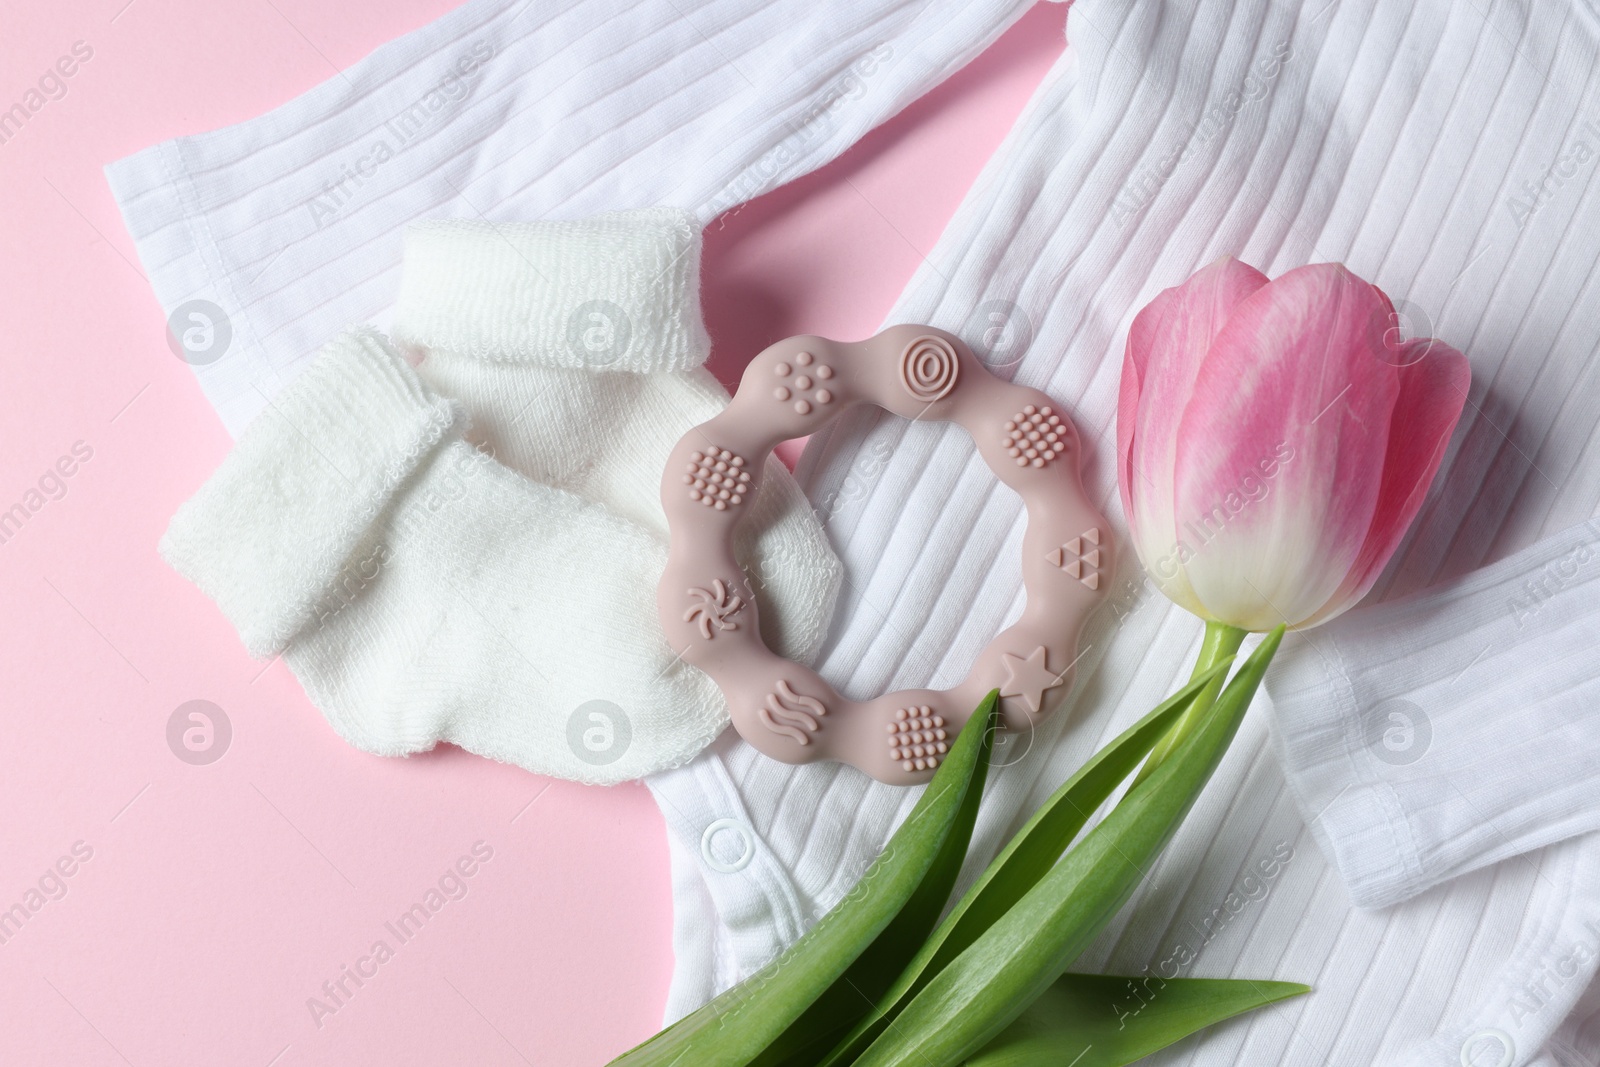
<box><xmin>1129</xmin><ymin>620</ymin><xmax>1250</xmax><ymax>791</ymax></box>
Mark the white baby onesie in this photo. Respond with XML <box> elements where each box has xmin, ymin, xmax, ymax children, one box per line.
<box><xmin>110</xmin><ymin>0</ymin><xmax>1600</xmax><ymax>1061</ymax></box>
<box><xmin>104</xmin><ymin>0</ymin><xmax>1046</xmax><ymax>438</ymax></box>
<box><xmin>650</xmin><ymin>1</ymin><xmax>1600</xmax><ymax>1064</ymax></box>
<box><xmin>161</xmin><ymin>209</ymin><xmax>840</xmax><ymax>784</ymax></box>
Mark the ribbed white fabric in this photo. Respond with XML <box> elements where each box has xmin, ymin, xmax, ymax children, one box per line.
<box><xmin>1271</xmin><ymin>518</ymin><xmax>1600</xmax><ymax>912</ymax></box>
<box><xmin>649</xmin><ymin>1</ymin><xmax>1600</xmax><ymax>1062</ymax></box>
<box><xmin>104</xmin><ymin>0</ymin><xmax>1044</xmax><ymax>439</ymax></box>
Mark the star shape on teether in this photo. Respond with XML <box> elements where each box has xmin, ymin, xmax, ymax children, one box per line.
<box><xmin>999</xmin><ymin>646</ymin><xmax>1062</xmax><ymax>714</ymax></box>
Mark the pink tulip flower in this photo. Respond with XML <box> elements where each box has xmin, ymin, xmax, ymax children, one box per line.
<box><xmin>1117</xmin><ymin>258</ymin><xmax>1471</xmax><ymax>632</ymax></box>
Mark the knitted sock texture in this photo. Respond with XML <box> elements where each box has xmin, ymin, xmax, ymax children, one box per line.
<box><xmin>164</xmin><ymin>328</ymin><xmax>726</xmax><ymax>783</ymax></box>
<box><xmin>392</xmin><ymin>209</ymin><xmax>841</xmax><ymax>663</ymax></box>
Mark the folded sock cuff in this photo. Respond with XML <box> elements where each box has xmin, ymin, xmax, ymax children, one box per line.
<box><xmin>390</xmin><ymin>207</ymin><xmax>712</xmax><ymax>373</ymax></box>
<box><xmin>161</xmin><ymin>328</ymin><xmax>461</xmax><ymax>656</ymax></box>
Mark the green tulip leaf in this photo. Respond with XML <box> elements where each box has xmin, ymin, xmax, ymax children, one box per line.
<box><xmin>746</xmin><ymin>687</ymin><xmax>1004</xmax><ymax>1066</ymax></box>
<box><xmin>967</xmin><ymin>972</ymin><xmax>1310</xmax><ymax>1067</ymax></box>
<box><xmin>605</xmin><ymin>691</ymin><xmax>1000</xmax><ymax>1067</ymax></box>
<box><xmin>853</xmin><ymin>627</ymin><xmax>1285</xmax><ymax>1067</ymax></box>
<box><xmin>816</xmin><ymin>659</ymin><xmax>1236</xmax><ymax>1067</ymax></box>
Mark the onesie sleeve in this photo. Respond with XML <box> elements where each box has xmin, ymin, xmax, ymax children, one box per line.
<box><xmin>104</xmin><ymin>0</ymin><xmax>1041</xmax><ymax>437</ymax></box>
<box><xmin>1266</xmin><ymin>519</ymin><xmax>1600</xmax><ymax>909</ymax></box>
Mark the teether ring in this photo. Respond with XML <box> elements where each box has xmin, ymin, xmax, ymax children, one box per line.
<box><xmin>658</xmin><ymin>325</ymin><xmax>1112</xmax><ymax>785</ymax></box>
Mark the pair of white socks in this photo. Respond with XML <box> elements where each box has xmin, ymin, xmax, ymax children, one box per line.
<box><xmin>161</xmin><ymin>208</ymin><xmax>840</xmax><ymax>784</ymax></box>
<box><xmin>112</xmin><ymin>0</ymin><xmax>1600</xmax><ymax>1058</ymax></box>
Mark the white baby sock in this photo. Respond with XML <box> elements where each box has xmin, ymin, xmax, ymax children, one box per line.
<box><xmin>390</xmin><ymin>209</ymin><xmax>840</xmax><ymax>660</ymax></box>
<box><xmin>163</xmin><ymin>328</ymin><xmax>730</xmax><ymax>784</ymax></box>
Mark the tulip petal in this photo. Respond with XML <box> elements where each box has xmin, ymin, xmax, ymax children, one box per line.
<box><xmin>1299</xmin><ymin>338</ymin><xmax>1471</xmax><ymax>627</ymax></box>
<box><xmin>1120</xmin><ymin>257</ymin><xmax>1269</xmax><ymax>614</ymax></box>
<box><xmin>1172</xmin><ymin>264</ymin><xmax>1400</xmax><ymax>629</ymax></box>
<box><xmin>1117</xmin><ymin>285</ymin><xmax>1178</xmax><ymax>526</ymax></box>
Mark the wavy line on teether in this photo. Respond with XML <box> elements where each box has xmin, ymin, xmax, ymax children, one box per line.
<box><xmin>758</xmin><ymin>680</ymin><xmax>828</xmax><ymax>745</ymax></box>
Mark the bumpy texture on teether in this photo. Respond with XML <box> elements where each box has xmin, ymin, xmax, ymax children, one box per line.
<box><xmin>684</xmin><ymin>448</ymin><xmax>751</xmax><ymax>510</ymax></box>
<box><xmin>888</xmin><ymin>706</ymin><xmax>947</xmax><ymax>772</ymax></box>
<box><xmin>1004</xmin><ymin>404</ymin><xmax>1069</xmax><ymax>467</ymax></box>
<box><xmin>658</xmin><ymin>325</ymin><xmax>1112</xmax><ymax>785</ymax></box>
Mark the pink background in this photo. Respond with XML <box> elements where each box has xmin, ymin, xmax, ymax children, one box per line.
<box><xmin>0</xmin><ymin>2</ymin><xmax>1064</xmax><ymax>1064</ymax></box>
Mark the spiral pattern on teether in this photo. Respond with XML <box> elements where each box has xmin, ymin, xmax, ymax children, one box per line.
<box><xmin>898</xmin><ymin>335</ymin><xmax>960</xmax><ymax>402</ymax></box>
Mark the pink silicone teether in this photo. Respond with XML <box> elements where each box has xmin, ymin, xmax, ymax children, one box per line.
<box><xmin>658</xmin><ymin>325</ymin><xmax>1112</xmax><ymax>785</ymax></box>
